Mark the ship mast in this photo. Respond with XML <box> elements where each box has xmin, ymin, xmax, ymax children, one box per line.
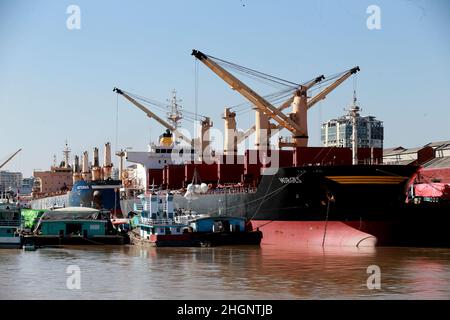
<box><xmin>63</xmin><ymin>140</ymin><xmax>71</xmax><ymax>168</ymax></box>
<box><xmin>167</xmin><ymin>89</ymin><xmax>183</xmax><ymax>131</ymax></box>
<box><xmin>348</xmin><ymin>91</ymin><xmax>361</xmax><ymax>165</ymax></box>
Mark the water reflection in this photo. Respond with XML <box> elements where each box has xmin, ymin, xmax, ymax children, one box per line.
<box><xmin>0</xmin><ymin>245</ymin><xmax>449</xmax><ymax>299</ymax></box>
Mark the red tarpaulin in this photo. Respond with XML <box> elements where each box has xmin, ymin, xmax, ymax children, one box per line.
<box><xmin>414</xmin><ymin>183</ymin><xmax>450</xmax><ymax>199</ymax></box>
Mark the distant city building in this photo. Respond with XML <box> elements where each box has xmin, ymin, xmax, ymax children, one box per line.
<box><xmin>0</xmin><ymin>171</ymin><xmax>23</xmax><ymax>192</ymax></box>
<box><xmin>321</xmin><ymin>114</ymin><xmax>383</xmax><ymax>149</ymax></box>
<box><xmin>20</xmin><ymin>177</ymin><xmax>35</xmax><ymax>195</ymax></box>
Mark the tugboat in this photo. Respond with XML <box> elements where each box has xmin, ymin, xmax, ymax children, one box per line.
<box><xmin>0</xmin><ymin>194</ymin><xmax>22</xmax><ymax>249</ymax></box>
<box><xmin>130</xmin><ymin>193</ymin><xmax>262</xmax><ymax>247</ymax></box>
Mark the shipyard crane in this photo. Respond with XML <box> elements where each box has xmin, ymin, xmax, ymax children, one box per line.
<box><xmin>113</xmin><ymin>87</ymin><xmax>193</xmax><ymax>146</ymax></box>
<box><xmin>0</xmin><ymin>149</ymin><xmax>22</xmax><ymax>170</ymax></box>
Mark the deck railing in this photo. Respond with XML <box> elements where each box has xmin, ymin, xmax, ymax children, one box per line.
<box><xmin>139</xmin><ymin>217</ymin><xmax>177</xmax><ymax>226</ymax></box>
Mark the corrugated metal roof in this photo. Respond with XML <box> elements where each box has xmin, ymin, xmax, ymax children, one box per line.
<box><xmin>384</xmin><ymin>140</ymin><xmax>450</xmax><ymax>157</ymax></box>
<box><xmin>424</xmin><ymin>140</ymin><xmax>450</xmax><ymax>149</ymax></box>
<box><xmin>422</xmin><ymin>156</ymin><xmax>450</xmax><ymax>168</ymax></box>
<box><xmin>383</xmin><ymin>147</ymin><xmax>406</xmax><ymax>156</ymax></box>
<box><xmin>389</xmin><ymin>159</ymin><xmax>416</xmax><ymax>165</ymax></box>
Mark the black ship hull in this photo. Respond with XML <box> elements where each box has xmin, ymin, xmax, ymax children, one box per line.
<box><xmin>232</xmin><ymin>165</ymin><xmax>450</xmax><ymax>247</ymax></box>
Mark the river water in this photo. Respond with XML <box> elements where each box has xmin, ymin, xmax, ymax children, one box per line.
<box><xmin>1</xmin><ymin>245</ymin><xmax>449</xmax><ymax>300</ymax></box>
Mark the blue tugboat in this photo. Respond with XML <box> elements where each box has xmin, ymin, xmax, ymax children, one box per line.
<box><xmin>130</xmin><ymin>193</ymin><xmax>262</xmax><ymax>247</ymax></box>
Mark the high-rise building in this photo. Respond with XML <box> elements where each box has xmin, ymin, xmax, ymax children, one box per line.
<box><xmin>0</xmin><ymin>171</ymin><xmax>23</xmax><ymax>192</ymax></box>
<box><xmin>321</xmin><ymin>114</ymin><xmax>383</xmax><ymax>149</ymax></box>
<box><xmin>20</xmin><ymin>177</ymin><xmax>35</xmax><ymax>195</ymax></box>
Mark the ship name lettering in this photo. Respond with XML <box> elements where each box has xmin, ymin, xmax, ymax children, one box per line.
<box><xmin>278</xmin><ymin>177</ymin><xmax>302</xmax><ymax>184</ymax></box>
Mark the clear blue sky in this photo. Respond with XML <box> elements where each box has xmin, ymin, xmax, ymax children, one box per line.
<box><xmin>1</xmin><ymin>0</ymin><xmax>449</xmax><ymax>176</ymax></box>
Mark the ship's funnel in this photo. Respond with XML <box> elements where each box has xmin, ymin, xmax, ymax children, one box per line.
<box><xmin>103</xmin><ymin>143</ymin><xmax>112</xmax><ymax>167</ymax></box>
<box><xmin>291</xmin><ymin>89</ymin><xmax>308</xmax><ymax>147</ymax></box>
<box><xmin>81</xmin><ymin>151</ymin><xmax>92</xmax><ymax>181</ymax></box>
<box><xmin>102</xmin><ymin>142</ymin><xmax>113</xmax><ymax>180</ymax></box>
<box><xmin>198</xmin><ymin>117</ymin><xmax>213</xmax><ymax>162</ymax></box>
<box><xmin>73</xmin><ymin>172</ymin><xmax>82</xmax><ymax>184</ymax></box>
<box><xmin>255</xmin><ymin>108</ymin><xmax>270</xmax><ymax>150</ymax></box>
<box><xmin>93</xmin><ymin>147</ymin><xmax>99</xmax><ymax>167</ymax></box>
<box><xmin>92</xmin><ymin>167</ymin><xmax>102</xmax><ymax>181</ymax></box>
<box><xmin>92</xmin><ymin>147</ymin><xmax>102</xmax><ymax>181</ymax></box>
<box><xmin>223</xmin><ymin>107</ymin><xmax>237</xmax><ymax>156</ymax></box>
<box><xmin>73</xmin><ymin>155</ymin><xmax>80</xmax><ymax>173</ymax></box>
<box><xmin>72</xmin><ymin>155</ymin><xmax>82</xmax><ymax>184</ymax></box>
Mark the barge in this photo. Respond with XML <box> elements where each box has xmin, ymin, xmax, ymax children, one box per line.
<box><xmin>26</xmin><ymin>207</ymin><xmax>129</xmax><ymax>246</ymax></box>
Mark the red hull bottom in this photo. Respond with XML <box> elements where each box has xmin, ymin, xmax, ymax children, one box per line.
<box><xmin>250</xmin><ymin>220</ymin><xmax>377</xmax><ymax>248</ymax></box>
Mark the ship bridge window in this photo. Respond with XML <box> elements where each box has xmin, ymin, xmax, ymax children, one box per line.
<box><xmin>156</xmin><ymin>149</ymin><xmax>161</xmax><ymax>153</ymax></box>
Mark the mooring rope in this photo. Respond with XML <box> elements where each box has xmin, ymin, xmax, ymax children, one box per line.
<box><xmin>322</xmin><ymin>198</ymin><xmax>331</xmax><ymax>247</ymax></box>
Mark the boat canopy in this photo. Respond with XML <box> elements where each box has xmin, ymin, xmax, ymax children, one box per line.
<box><xmin>39</xmin><ymin>207</ymin><xmax>110</xmax><ymax>221</ymax></box>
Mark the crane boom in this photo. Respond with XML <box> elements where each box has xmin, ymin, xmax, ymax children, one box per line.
<box><xmin>235</xmin><ymin>75</ymin><xmax>325</xmax><ymax>144</ymax></box>
<box><xmin>192</xmin><ymin>50</ymin><xmax>305</xmax><ymax>136</ymax></box>
<box><xmin>113</xmin><ymin>88</ymin><xmax>193</xmax><ymax>145</ymax></box>
<box><xmin>277</xmin><ymin>75</ymin><xmax>325</xmax><ymax>112</ymax></box>
<box><xmin>307</xmin><ymin>67</ymin><xmax>360</xmax><ymax>110</ymax></box>
<box><xmin>0</xmin><ymin>149</ymin><xmax>22</xmax><ymax>170</ymax></box>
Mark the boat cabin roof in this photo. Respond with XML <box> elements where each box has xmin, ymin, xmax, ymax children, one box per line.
<box><xmin>40</xmin><ymin>207</ymin><xmax>110</xmax><ymax>221</ymax></box>
<box><xmin>191</xmin><ymin>216</ymin><xmax>246</xmax><ymax>223</ymax></box>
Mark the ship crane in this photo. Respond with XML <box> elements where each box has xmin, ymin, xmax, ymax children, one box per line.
<box><xmin>113</xmin><ymin>87</ymin><xmax>193</xmax><ymax>146</ymax></box>
<box><xmin>233</xmin><ymin>68</ymin><xmax>359</xmax><ymax>148</ymax></box>
<box><xmin>192</xmin><ymin>50</ymin><xmax>306</xmax><ymax>140</ymax></box>
<box><xmin>236</xmin><ymin>75</ymin><xmax>325</xmax><ymax>145</ymax></box>
<box><xmin>279</xmin><ymin>66</ymin><xmax>360</xmax><ymax>148</ymax></box>
<box><xmin>0</xmin><ymin>149</ymin><xmax>22</xmax><ymax>170</ymax></box>
<box><xmin>306</xmin><ymin>67</ymin><xmax>360</xmax><ymax>110</ymax></box>
<box><xmin>192</xmin><ymin>49</ymin><xmax>359</xmax><ymax>149</ymax></box>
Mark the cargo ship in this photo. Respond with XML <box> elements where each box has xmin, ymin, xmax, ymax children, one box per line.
<box><xmin>31</xmin><ymin>143</ymin><xmax>122</xmax><ymax>218</ymax></box>
<box><xmin>116</xmin><ymin>50</ymin><xmax>450</xmax><ymax>248</ymax></box>
<box><xmin>31</xmin><ymin>50</ymin><xmax>450</xmax><ymax>248</ymax></box>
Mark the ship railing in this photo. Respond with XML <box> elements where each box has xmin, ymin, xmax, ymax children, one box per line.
<box><xmin>205</xmin><ymin>187</ymin><xmax>257</xmax><ymax>195</ymax></box>
<box><xmin>139</xmin><ymin>217</ymin><xmax>177</xmax><ymax>226</ymax></box>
